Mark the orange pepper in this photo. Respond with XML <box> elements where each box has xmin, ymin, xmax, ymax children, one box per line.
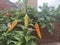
<box><xmin>35</xmin><ymin>23</ymin><xmax>42</xmax><ymax>38</ymax></box>
<box><xmin>7</xmin><ymin>20</ymin><xmax>17</xmax><ymax>32</ymax></box>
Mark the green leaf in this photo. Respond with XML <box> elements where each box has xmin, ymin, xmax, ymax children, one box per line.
<box><xmin>7</xmin><ymin>40</ymin><xmax>17</xmax><ymax>45</ymax></box>
<box><xmin>15</xmin><ymin>42</ymin><xmax>22</xmax><ymax>45</ymax></box>
<box><xmin>25</xmin><ymin>36</ymin><xmax>31</xmax><ymax>42</ymax></box>
<box><xmin>26</xmin><ymin>41</ymin><xmax>37</xmax><ymax>45</ymax></box>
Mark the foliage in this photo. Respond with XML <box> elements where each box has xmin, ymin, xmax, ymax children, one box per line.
<box><xmin>0</xmin><ymin>8</ymin><xmax>38</xmax><ymax>45</ymax></box>
<box><xmin>0</xmin><ymin>1</ymin><xmax>60</xmax><ymax>45</ymax></box>
<box><xmin>36</xmin><ymin>3</ymin><xmax>53</xmax><ymax>34</ymax></box>
<box><xmin>0</xmin><ymin>28</ymin><xmax>37</xmax><ymax>45</ymax></box>
<box><xmin>37</xmin><ymin>3</ymin><xmax>60</xmax><ymax>34</ymax></box>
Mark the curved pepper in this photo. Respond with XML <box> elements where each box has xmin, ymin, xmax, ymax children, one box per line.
<box><xmin>7</xmin><ymin>20</ymin><xmax>17</xmax><ymax>32</ymax></box>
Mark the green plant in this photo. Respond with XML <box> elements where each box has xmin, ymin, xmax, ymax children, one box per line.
<box><xmin>37</xmin><ymin>3</ymin><xmax>54</xmax><ymax>34</ymax></box>
<box><xmin>0</xmin><ymin>9</ymin><xmax>38</xmax><ymax>45</ymax></box>
<box><xmin>37</xmin><ymin>3</ymin><xmax>60</xmax><ymax>34</ymax></box>
<box><xmin>0</xmin><ymin>27</ymin><xmax>38</xmax><ymax>45</ymax></box>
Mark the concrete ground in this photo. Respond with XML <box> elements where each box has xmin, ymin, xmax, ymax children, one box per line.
<box><xmin>40</xmin><ymin>42</ymin><xmax>60</xmax><ymax>45</ymax></box>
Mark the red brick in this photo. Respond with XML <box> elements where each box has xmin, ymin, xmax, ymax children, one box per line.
<box><xmin>28</xmin><ymin>0</ymin><xmax>37</xmax><ymax>9</ymax></box>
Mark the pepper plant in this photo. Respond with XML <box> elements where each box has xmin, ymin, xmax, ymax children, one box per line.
<box><xmin>0</xmin><ymin>9</ymin><xmax>39</xmax><ymax>45</ymax></box>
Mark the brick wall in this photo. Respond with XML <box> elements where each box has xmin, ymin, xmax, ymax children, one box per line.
<box><xmin>0</xmin><ymin>0</ymin><xmax>16</xmax><ymax>10</ymax></box>
<box><xmin>0</xmin><ymin>0</ymin><xmax>37</xmax><ymax>10</ymax></box>
<box><xmin>53</xmin><ymin>22</ymin><xmax>60</xmax><ymax>42</ymax></box>
<box><xmin>28</xmin><ymin>0</ymin><xmax>37</xmax><ymax>9</ymax></box>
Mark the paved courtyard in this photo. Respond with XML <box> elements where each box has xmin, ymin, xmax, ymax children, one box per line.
<box><xmin>40</xmin><ymin>42</ymin><xmax>60</xmax><ymax>45</ymax></box>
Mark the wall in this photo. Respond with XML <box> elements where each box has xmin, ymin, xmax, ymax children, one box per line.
<box><xmin>28</xmin><ymin>0</ymin><xmax>37</xmax><ymax>9</ymax></box>
<box><xmin>53</xmin><ymin>22</ymin><xmax>60</xmax><ymax>42</ymax></box>
<box><xmin>0</xmin><ymin>0</ymin><xmax>16</xmax><ymax>10</ymax></box>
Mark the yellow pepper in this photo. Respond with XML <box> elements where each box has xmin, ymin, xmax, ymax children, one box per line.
<box><xmin>24</xmin><ymin>14</ymin><xmax>29</xmax><ymax>28</ymax></box>
<box><xmin>35</xmin><ymin>23</ymin><xmax>42</xmax><ymax>38</ymax></box>
<box><xmin>7</xmin><ymin>20</ymin><xmax>17</xmax><ymax>32</ymax></box>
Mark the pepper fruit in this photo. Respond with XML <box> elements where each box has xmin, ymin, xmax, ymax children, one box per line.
<box><xmin>7</xmin><ymin>20</ymin><xmax>17</xmax><ymax>32</ymax></box>
<box><xmin>34</xmin><ymin>23</ymin><xmax>42</xmax><ymax>38</ymax></box>
<box><xmin>24</xmin><ymin>14</ymin><xmax>29</xmax><ymax>28</ymax></box>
